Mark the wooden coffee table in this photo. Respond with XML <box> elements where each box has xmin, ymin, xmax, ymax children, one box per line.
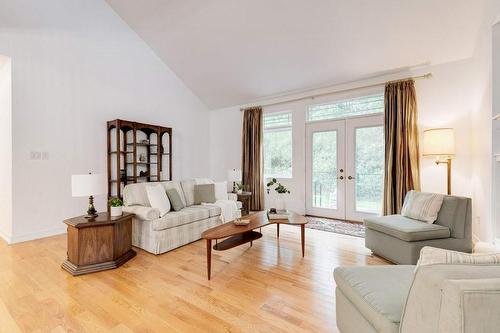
<box><xmin>201</xmin><ymin>211</ymin><xmax>307</xmax><ymax>280</ymax></box>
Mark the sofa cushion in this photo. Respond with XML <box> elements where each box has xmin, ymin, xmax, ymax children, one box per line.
<box><xmin>124</xmin><ymin>181</ymin><xmax>185</xmax><ymax>207</ymax></box>
<box><xmin>435</xmin><ymin>196</ymin><xmax>471</xmax><ymax>238</ymax></box>
<box><xmin>364</xmin><ymin>215</ymin><xmax>450</xmax><ymax>242</ymax></box>
<box><xmin>123</xmin><ymin>182</ymin><xmax>151</xmax><ymax>207</ymax></box>
<box><xmin>146</xmin><ymin>184</ymin><xmax>171</xmax><ymax>217</ymax></box>
<box><xmin>123</xmin><ymin>205</ymin><xmax>160</xmax><ymax>221</ymax></box>
<box><xmin>159</xmin><ymin>181</ymin><xmax>187</xmax><ymax>207</ymax></box>
<box><xmin>180</xmin><ymin>179</ymin><xmax>196</xmax><ymax>206</ymax></box>
<box><xmin>417</xmin><ymin>246</ymin><xmax>500</xmax><ymax>268</ymax></box>
<box><xmin>152</xmin><ymin>207</ymin><xmax>210</xmax><ymax>231</ymax></box>
<box><xmin>334</xmin><ymin>265</ymin><xmax>415</xmax><ymax>332</ymax></box>
<box><xmin>166</xmin><ymin>188</ymin><xmax>186</xmax><ymax>212</ymax></box>
<box><xmin>401</xmin><ymin>190</ymin><xmax>444</xmax><ymax>223</ymax></box>
<box><xmin>194</xmin><ymin>184</ymin><xmax>216</xmax><ymax>204</ymax></box>
<box><xmin>190</xmin><ymin>204</ymin><xmax>221</xmax><ymax>218</ymax></box>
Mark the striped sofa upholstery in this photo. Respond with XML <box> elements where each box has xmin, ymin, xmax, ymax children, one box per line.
<box><xmin>122</xmin><ymin>180</ymin><xmax>241</xmax><ymax>255</ymax></box>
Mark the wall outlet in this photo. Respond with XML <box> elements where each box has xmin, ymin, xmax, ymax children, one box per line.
<box><xmin>30</xmin><ymin>151</ymin><xmax>41</xmax><ymax>160</ymax></box>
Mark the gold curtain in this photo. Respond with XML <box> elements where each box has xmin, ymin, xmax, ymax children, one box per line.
<box><xmin>242</xmin><ymin>107</ymin><xmax>264</xmax><ymax>211</ymax></box>
<box><xmin>383</xmin><ymin>80</ymin><xmax>421</xmax><ymax>215</ymax></box>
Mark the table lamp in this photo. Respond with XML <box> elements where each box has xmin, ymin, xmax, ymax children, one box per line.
<box><xmin>423</xmin><ymin>128</ymin><xmax>455</xmax><ymax>195</ymax></box>
<box><xmin>227</xmin><ymin>169</ymin><xmax>242</xmax><ymax>193</ymax></box>
<box><xmin>72</xmin><ymin>173</ymin><xmax>106</xmax><ymax>219</ymax></box>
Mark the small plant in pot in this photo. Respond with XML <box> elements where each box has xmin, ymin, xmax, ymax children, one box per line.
<box><xmin>109</xmin><ymin>197</ymin><xmax>124</xmax><ymax>217</ymax></box>
<box><xmin>235</xmin><ymin>182</ymin><xmax>247</xmax><ymax>194</ymax></box>
<box><xmin>266</xmin><ymin>178</ymin><xmax>291</xmax><ymax>211</ymax></box>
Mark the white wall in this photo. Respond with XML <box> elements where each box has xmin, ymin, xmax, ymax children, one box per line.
<box><xmin>210</xmin><ymin>56</ymin><xmax>491</xmax><ymax>237</ymax></box>
<box><xmin>0</xmin><ymin>56</ymin><xmax>12</xmax><ymax>241</ymax></box>
<box><xmin>0</xmin><ymin>1</ymin><xmax>211</xmax><ymax>243</ymax></box>
<box><xmin>491</xmin><ymin>22</ymin><xmax>500</xmax><ymax>241</ymax></box>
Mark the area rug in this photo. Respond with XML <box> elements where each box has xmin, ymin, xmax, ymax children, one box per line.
<box><xmin>304</xmin><ymin>216</ymin><xmax>365</xmax><ymax>238</ymax></box>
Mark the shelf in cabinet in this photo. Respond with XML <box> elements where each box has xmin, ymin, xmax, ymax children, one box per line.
<box><xmin>126</xmin><ymin>143</ymin><xmax>158</xmax><ymax>146</ymax></box>
<box><xmin>125</xmin><ymin>162</ymin><xmax>158</xmax><ymax>165</ymax></box>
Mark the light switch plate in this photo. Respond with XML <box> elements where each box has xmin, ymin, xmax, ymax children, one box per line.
<box><xmin>30</xmin><ymin>151</ymin><xmax>41</xmax><ymax>160</ymax></box>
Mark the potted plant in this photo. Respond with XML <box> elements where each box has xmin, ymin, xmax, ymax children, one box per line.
<box><xmin>109</xmin><ymin>197</ymin><xmax>124</xmax><ymax>217</ymax></box>
<box><xmin>266</xmin><ymin>178</ymin><xmax>291</xmax><ymax>211</ymax></box>
<box><xmin>235</xmin><ymin>182</ymin><xmax>246</xmax><ymax>194</ymax></box>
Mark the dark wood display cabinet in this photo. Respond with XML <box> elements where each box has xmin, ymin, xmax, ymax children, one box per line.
<box><xmin>107</xmin><ymin>119</ymin><xmax>172</xmax><ymax>198</ymax></box>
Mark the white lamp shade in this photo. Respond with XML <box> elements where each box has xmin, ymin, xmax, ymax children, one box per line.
<box><xmin>227</xmin><ymin>169</ymin><xmax>242</xmax><ymax>182</ymax></box>
<box><xmin>71</xmin><ymin>174</ymin><xmax>106</xmax><ymax>197</ymax></box>
<box><xmin>423</xmin><ymin>128</ymin><xmax>455</xmax><ymax>157</ymax></box>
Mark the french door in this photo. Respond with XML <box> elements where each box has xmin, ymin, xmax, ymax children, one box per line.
<box><xmin>305</xmin><ymin>115</ymin><xmax>384</xmax><ymax>221</ymax></box>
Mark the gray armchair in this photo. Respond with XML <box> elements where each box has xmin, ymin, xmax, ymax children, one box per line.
<box><xmin>364</xmin><ymin>195</ymin><xmax>472</xmax><ymax>264</ymax></box>
<box><xmin>334</xmin><ymin>263</ymin><xmax>500</xmax><ymax>333</ymax></box>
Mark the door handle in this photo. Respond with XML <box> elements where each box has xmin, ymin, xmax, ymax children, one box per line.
<box><xmin>348</xmin><ymin>176</ymin><xmax>355</xmax><ymax>180</ymax></box>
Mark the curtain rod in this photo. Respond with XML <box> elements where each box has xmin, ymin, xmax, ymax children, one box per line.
<box><xmin>240</xmin><ymin>73</ymin><xmax>432</xmax><ymax>111</ymax></box>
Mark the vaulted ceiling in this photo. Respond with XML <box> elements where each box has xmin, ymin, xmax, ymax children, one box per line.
<box><xmin>106</xmin><ymin>0</ymin><xmax>491</xmax><ymax>109</ymax></box>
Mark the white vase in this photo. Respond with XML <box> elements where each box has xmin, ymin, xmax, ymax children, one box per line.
<box><xmin>275</xmin><ymin>194</ymin><xmax>286</xmax><ymax>211</ymax></box>
<box><xmin>110</xmin><ymin>206</ymin><xmax>123</xmax><ymax>217</ymax></box>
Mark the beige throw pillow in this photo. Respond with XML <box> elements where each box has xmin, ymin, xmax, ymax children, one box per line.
<box><xmin>146</xmin><ymin>184</ymin><xmax>171</xmax><ymax>217</ymax></box>
<box><xmin>401</xmin><ymin>190</ymin><xmax>444</xmax><ymax>223</ymax></box>
<box><xmin>194</xmin><ymin>184</ymin><xmax>216</xmax><ymax>204</ymax></box>
<box><xmin>417</xmin><ymin>246</ymin><xmax>500</xmax><ymax>268</ymax></box>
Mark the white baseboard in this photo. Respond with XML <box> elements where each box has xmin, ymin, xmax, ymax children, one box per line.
<box><xmin>0</xmin><ymin>229</ymin><xmax>12</xmax><ymax>244</ymax></box>
<box><xmin>8</xmin><ymin>226</ymin><xmax>67</xmax><ymax>244</ymax></box>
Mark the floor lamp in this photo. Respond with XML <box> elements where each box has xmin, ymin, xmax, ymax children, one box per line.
<box><xmin>423</xmin><ymin>128</ymin><xmax>455</xmax><ymax>195</ymax></box>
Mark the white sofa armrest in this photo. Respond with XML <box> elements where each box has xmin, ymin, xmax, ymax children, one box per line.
<box><xmin>123</xmin><ymin>205</ymin><xmax>160</xmax><ymax>221</ymax></box>
<box><xmin>438</xmin><ymin>278</ymin><xmax>500</xmax><ymax>333</ymax></box>
<box><xmin>228</xmin><ymin>193</ymin><xmax>237</xmax><ymax>201</ymax></box>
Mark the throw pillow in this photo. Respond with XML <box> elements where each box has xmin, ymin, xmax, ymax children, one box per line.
<box><xmin>401</xmin><ymin>190</ymin><xmax>444</xmax><ymax>223</ymax></box>
<box><xmin>145</xmin><ymin>184</ymin><xmax>171</xmax><ymax>217</ymax></box>
<box><xmin>214</xmin><ymin>181</ymin><xmax>229</xmax><ymax>201</ymax></box>
<box><xmin>417</xmin><ymin>246</ymin><xmax>500</xmax><ymax>268</ymax></box>
<box><xmin>194</xmin><ymin>184</ymin><xmax>216</xmax><ymax>204</ymax></box>
<box><xmin>166</xmin><ymin>188</ymin><xmax>185</xmax><ymax>211</ymax></box>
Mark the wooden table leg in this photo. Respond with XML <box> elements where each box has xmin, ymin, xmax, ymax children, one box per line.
<box><xmin>277</xmin><ymin>224</ymin><xmax>280</xmax><ymax>239</ymax></box>
<box><xmin>206</xmin><ymin>239</ymin><xmax>212</xmax><ymax>280</ymax></box>
<box><xmin>300</xmin><ymin>224</ymin><xmax>305</xmax><ymax>257</ymax></box>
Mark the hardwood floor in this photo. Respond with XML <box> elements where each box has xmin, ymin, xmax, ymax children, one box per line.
<box><xmin>0</xmin><ymin>224</ymin><xmax>389</xmax><ymax>333</ymax></box>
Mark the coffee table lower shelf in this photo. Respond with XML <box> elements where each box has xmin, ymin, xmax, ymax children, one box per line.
<box><xmin>213</xmin><ymin>231</ymin><xmax>262</xmax><ymax>251</ymax></box>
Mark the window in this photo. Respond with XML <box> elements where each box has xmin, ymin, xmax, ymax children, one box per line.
<box><xmin>307</xmin><ymin>94</ymin><xmax>384</xmax><ymax>122</ymax></box>
<box><xmin>263</xmin><ymin>112</ymin><xmax>292</xmax><ymax>178</ymax></box>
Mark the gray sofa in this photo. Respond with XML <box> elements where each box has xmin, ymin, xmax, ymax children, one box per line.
<box><xmin>364</xmin><ymin>195</ymin><xmax>472</xmax><ymax>264</ymax></box>
<box><xmin>335</xmin><ymin>264</ymin><xmax>500</xmax><ymax>333</ymax></box>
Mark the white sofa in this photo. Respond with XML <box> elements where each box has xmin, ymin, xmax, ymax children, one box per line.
<box><xmin>122</xmin><ymin>180</ymin><xmax>242</xmax><ymax>254</ymax></box>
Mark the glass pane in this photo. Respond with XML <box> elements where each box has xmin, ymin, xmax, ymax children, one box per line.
<box><xmin>312</xmin><ymin>131</ymin><xmax>337</xmax><ymax>209</ymax></box>
<box><xmin>355</xmin><ymin>126</ymin><xmax>384</xmax><ymax>214</ymax></box>
<box><xmin>308</xmin><ymin>94</ymin><xmax>383</xmax><ymax>122</ymax></box>
<box><xmin>264</xmin><ymin>129</ymin><xmax>292</xmax><ymax>178</ymax></box>
<box><xmin>264</xmin><ymin>112</ymin><xmax>292</xmax><ymax>129</ymax></box>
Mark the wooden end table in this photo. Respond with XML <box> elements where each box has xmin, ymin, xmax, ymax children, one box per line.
<box><xmin>236</xmin><ymin>191</ymin><xmax>252</xmax><ymax>216</ymax></box>
<box><xmin>201</xmin><ymin>211</ymin><xmax>307</xmax><ymax>280</ymax></box>
<box><xmin>62</xmin><ymin>212</ymin><xmax>136</xmax><ymax>276</ymax></box>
